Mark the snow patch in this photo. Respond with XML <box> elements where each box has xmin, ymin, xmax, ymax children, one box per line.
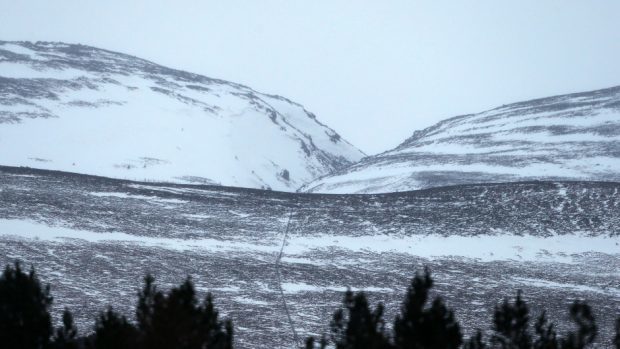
<box><xmin>89</xmin><ymin>192</ymin><xmax>187</xmax><ymax>204</ymax></box>
<box><xmin>1</xmin><ymin>219</ymin><xmax>618</xmax><ymax>264</ymax></box>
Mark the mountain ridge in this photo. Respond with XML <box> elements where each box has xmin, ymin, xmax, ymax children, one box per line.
<box><xmin>0</xmin><ymin>40</ymin><xmax>365</xmax><ymax>191</ymax></box>
<box><xmin>303</xmin><ymin>84</ymin><xmax>620</xmax><ymax>194</ymax></box>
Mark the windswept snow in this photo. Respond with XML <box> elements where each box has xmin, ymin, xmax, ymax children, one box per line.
<box><xmin>0</xmin><ymin>41</ymin><xmax>364</xmax><ymax>191</ymax></box>
<box><xmin>304</xmin><ymin>85</ymin><xmax>620</xmax><ymax>193</ymax></box>
<box><xmin>3</xmin><ymin>218</ymin><xmax>618</xmax><ymax>264</ymax></box>
<box><xmin>89</xmin><ymin>191</ymin><xmax>187</xmax><ymax>204</ymax></box>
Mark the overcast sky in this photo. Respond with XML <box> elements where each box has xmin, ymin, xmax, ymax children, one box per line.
<box><xmin>2</xmin><ymin>1</ymin><xmax>619</xmax><ymax>154</ymax></box>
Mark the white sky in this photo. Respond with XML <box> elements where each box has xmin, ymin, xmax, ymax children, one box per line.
<box><xmin>2</xmin><ymin>1</ymin><xmax>619</xmax><ymax>154</ymax></box>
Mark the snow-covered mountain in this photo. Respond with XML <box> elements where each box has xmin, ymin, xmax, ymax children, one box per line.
<box><xmin>0</xmin><ymin>41</ymin><xmax>364</xmax><ymax>191</ymax></box>
<box><xmin>303</xmin><ymin>85</ymin><xmax>620</xmax><ymax>193</ymax></box>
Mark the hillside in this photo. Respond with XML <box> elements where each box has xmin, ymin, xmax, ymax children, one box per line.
<box><xmin>1</xmin><ymin>166</ymin><xmax>619</xmax><ymax>348</ymax></box>
<box><xmin>0</xmin><ymin>41</ymin><xmax>364</xmax><ymax>191</ymax></box>
<box><xmin>303</xmin><ymin>85</ymin><xmax>620</xmax><ymax>193</ymax></box>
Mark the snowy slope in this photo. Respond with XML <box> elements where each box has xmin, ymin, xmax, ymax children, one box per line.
<box><xmin>1</xmin><ymin>166</ymin><xmax>619</xmax><ymax>347</ymax></box>
<box><xmin>303</xmin><ymin>85</ymin><xmax>620</xmax><ymax>193</ymax></box>
<box><xmin>0</xmin><ymin>41</ymin><xmax>364</xmax><ymax>190</ymax></box>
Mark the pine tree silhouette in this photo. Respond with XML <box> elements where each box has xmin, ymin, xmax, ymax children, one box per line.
<box><xmin>136</xmin><ymin>274</ymin><xmax>157</xmax><ymax>334</ymax></box>
<box><xmin>393</xmin><ymin>268</ymin><xmax>462</xmax><ymax>349</ymax></box>
<box><xmin>534</xmin><ymin>311</ymin><xmax>558</xmax><ymax>349</ymax></box>
<box><xmin>0</xmin><ymin>261</ymin><xmax>53</xmax><ymax>349</ymax></box>
<box><xmin>136</xmin><ymin>275</ymin><xmax>232</xmax><ymax>349</ymax></box>
<box><xmin>329</xmin><ymin>289</ymin><xmax>391</xmax><ymax>349</ymax></box>
<box><xmin>614</xmin><ymin>318</ymin><xmax>620</xmax><ymax>349</ymax></box>
<box><xmin>492</xmin><ymin>291</ymin><xmax>532</xmax><ymax>349</ymax></box>
<box><xmin>464</xmin><ymin>330</ymin><xmax>486</xmax><ymax>349</ymax></box>
<box><xmin>92</xmin><ymin>307</ymin><xmax>138</xmax><ymax>349</ymax></box>
<box><xmin>559</xmin><ymin>301</ymin><xmax>596</xmax><ymax>349</ymax></box>
<box><xmin>50</xmin><ymin>308</ymin><xmax>78</xmax><ymax>349</ymax></box>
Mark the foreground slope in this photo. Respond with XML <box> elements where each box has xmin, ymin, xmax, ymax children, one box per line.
<box><xmin>1</xmin><ymin>166</ymin><xmax>619</xmax><ymax>348</ymax></box>
<box><xmin>0</xmin><ymin>41</ymin><xmax>364</xmax><ymax>190</ymax></box>
<box><xmin>303</xmin><ymin>86</ymin><xmax>620</xmax><ymax>193</ymax></box>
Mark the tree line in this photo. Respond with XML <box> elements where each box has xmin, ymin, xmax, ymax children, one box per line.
<box><xmin>0</xmin><ymin>262</ymin><xmax>618</xmax><ymax>349</ymax></box>
<box><xmin>0</xmin><ymin>262</ymin><xmax>232</xmax><ymax>349</ymax></box>
<box><xmin>305</xmin><ymin>269</ymin><xmax>618</xmax><ymax>349</ymax></box>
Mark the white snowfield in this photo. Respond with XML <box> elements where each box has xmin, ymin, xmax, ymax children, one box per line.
<box><xmin>304</xmin><ymin>86</ymin><xmax>620</xmax><ymax>194</ymax></box>
<box><xmin>0</xmin><ymin>41</ymin><xmax>364</xmax><ymax>191</ymax></box>
<box><xmin>2</xmin><ymin>218</ymin><xmax>618</xmax><ymax>265</ymax></box>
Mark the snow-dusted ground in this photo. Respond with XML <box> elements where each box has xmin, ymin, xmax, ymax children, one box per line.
<box><xmin>0</xmin><ymin>41</ymin><xmax>364</xmax><ymax>191</ymax></box>
<box><xmin>304</xmin><ymin>85</ymin><xmax>620</xmax><ymax>194</ymax></box>
<box><xmin>1</xmin><ymin>166</ymin><xmax>619</xmax><ymax>348</ymax></box>
<box><xmin>4</xmin><ymin>218</ymin><xmax>618</xmax><ymax>264</ymax></box>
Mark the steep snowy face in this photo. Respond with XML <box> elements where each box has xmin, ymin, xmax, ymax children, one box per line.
<box><xmin>304</xmin><ymin>86</ymin><xmax>620</xmax><ymax>193</ymax></box>
<box><xmin>0</xmin><ymin>41</ymin><xmax>364</xmax><ymax>190</ymax></box>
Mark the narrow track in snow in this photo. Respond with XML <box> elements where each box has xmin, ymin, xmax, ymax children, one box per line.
<box><xmin>275</xmin><ymin>211</ymin><xmax>300</xmax><ymax>347</ymax></box>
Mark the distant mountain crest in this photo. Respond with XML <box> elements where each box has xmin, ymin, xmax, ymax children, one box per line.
<box><xmin>0</xmin><ymin>41</ymin><xmax>364</xmax><ymax>190</ymax></box>
<box><xmin>303</xmin><ymin>85</ymin><xmax>620</xmax><ymax>193</ymax></box>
